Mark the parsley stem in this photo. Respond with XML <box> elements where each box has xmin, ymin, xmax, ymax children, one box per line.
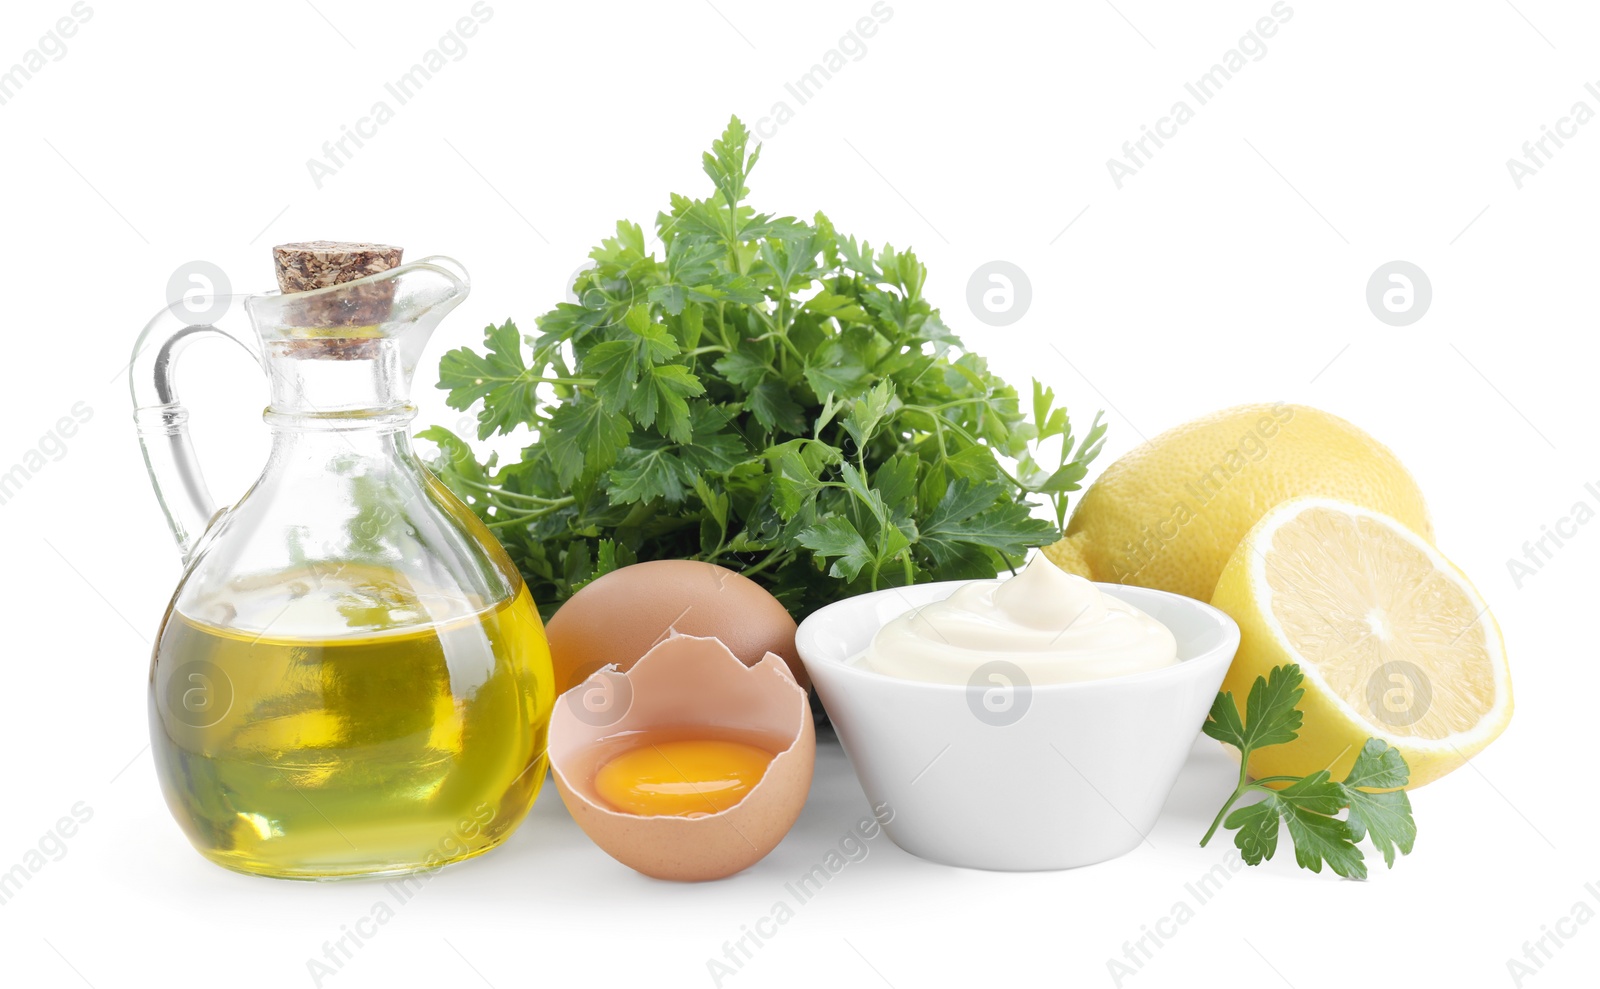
<box><xmin>906</xmin><ymin>397</ymin><xmax>1001</xmax><ymax>414</ymax></box>
<box><xmin>753</xmin><ymin>327</ymin><xmax>806</xmax><ymax>364</ymax></box>
<box><xmin>737</xmin><ymin>546</ymin><xmax>789</xmax><ymax>579</ymax></box>
<box><xmin>513</xmin><ymin>376</ymin><xmax>596</xmax><ymax>387</ymax></box>
<box><xmin>450</xmin><ymin>478</ymin><xmax>571</xmax><ymax>506</ymax></box>
<box><xmin>1200</xmin><ymin>759</ymin><xmax>1253</xmax><ymax>847</ymax></box>
<box><xmin>484</xmin><ymin>496</ymin><xmax>576</xmax><ymax>528</ymax></box>
<box><xmin>911</xmin><ymin>410</ymin><xmax>1030</xmax><ymax>492</ymax></box>
<box><xmin>714</xmin><ymin>303</ymin><xmax>732</xmax><ymax>351</ymax></box>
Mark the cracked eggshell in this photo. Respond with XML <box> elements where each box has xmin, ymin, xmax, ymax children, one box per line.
<box><xmin>544</xmin><ymin>560</ymin><xmax>809</xmax><ymax>696</ymax></box>
<box><xmin>549</xmin><ymin>634</ymin><xmax>815</xmax><ymax>882</ymax></box>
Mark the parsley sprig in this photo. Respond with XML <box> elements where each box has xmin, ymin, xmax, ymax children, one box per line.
<box><xmin>1199</xmin><ymin>664</ymin><xmax>1417</xmax><ymax>880</ymax></box>
<box><xmin>424</xmin><ymin>117</ymin><xmax>1104</xmax><ymax>617</ymax></box>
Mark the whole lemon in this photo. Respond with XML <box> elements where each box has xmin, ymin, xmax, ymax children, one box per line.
<box><xmin>1043</xmin><ymin>404</ymin><xmax>1432</xmax><ymax>601</ymax></box>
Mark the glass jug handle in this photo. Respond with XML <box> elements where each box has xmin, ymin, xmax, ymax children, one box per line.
<box><xmin>128</xmin><ymin>297</ymin><xmax>260</xmax><ymax>564</ymax></box>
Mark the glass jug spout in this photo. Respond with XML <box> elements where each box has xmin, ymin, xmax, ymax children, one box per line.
<box><xmin>246</xmin><ymin>255</ymin><xmax>468</xmax><ymax>416</ymax></box>
<box><xmin>130</xmin><ymin>257</ymin><xmax>470</xmax><ymax>563</ymax></box>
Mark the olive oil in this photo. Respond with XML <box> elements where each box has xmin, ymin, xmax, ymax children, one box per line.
<box><xmin>150</xmin><ymin>568</ymin><xmax>553</xmax><ymax>880</ymax></box>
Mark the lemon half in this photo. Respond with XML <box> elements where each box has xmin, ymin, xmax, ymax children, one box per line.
<box><xmin>1211</xmin><ymin>497</ymin><xmax>1512</xmax><ymax>788</ymax></box>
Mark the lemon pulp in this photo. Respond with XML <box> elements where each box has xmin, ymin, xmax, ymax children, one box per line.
<box><xmin>1262</xmin><ymin>504</ymin><xmax>1497</xmax><ymax>739</ymax></box>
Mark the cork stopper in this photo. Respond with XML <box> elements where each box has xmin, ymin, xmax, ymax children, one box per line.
<box><xmin>271</xmin><ymin>241</ymin><xmax>404</xmax><ymax>359</ymax></box>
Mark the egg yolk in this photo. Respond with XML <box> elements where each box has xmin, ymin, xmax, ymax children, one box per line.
<box><xmin>595</xmin><ymin>739</ymin><xmax>774</xmax><ymax>817</ymax></box>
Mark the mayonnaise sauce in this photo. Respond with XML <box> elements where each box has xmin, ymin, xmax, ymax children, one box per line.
<box><xmin>862</xmin><ymin>556</ymin><xmax>1179</xmax><ymax>684</ymax></box>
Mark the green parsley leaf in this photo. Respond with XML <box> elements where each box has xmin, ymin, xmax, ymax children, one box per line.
<box><xmin>1224</xmin><ymin>801</ymin><xmax>1280</xmax><ymax>865</ymax></box>
<box><xmin>629</xmin><ymin>363</ymin><xmax>704</xmax><ymax>443</ymax></box>
<box><xmin>543</xmin><ymin>399</ymin><xmax>631</xmax><ymax>486</ymax></box>
<box><xmin>797</xmin><ymin>515</ymin><xmax>874</xmax><ymax>581</ymax></box>
<box><xmin>1340</xmin><ymin>739</ymin><xmax>1416</xmax><ymax>868</ymax></box>
<box><xmin>919</xmin><ymin>479</ymin><xmax>1061</xmax><ymax>568</ymax></box>
<box><xmin>1200</xmin><ymin>664</ymin><xmax>1418</xmax><ymax>880</ymax></box>
<box><xmin>1203</xmin><ymin>663</ymin><xmax>1305</xmax><ymax>753</ymax></box>
<box><xmin>606</xmin><ymin>438</ymin><xmax>697</xmax><ymax>505</ymax></box>
<box><xmin>1341</xmin><ymin>736</ymin><xmax>1411</xmax><ymax>790</ymax></box>
<box><xmin>437</xmin><ymin>320</ymin><xmax>541</xmax><ymax>439</ymax></box>
<box><xmin>1277</xmin><ymin>785</ymin><xmax>1368</xmax><ymax>879</ymax></box>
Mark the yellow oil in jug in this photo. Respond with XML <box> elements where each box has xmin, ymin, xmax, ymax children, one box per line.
<box><xmin>149</xmin><ymin>567</ymin><xmax>553</xmax><ymax>879</ymax></box>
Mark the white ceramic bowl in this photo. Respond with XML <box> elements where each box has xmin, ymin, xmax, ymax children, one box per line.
<box><xmin>796</xmin><ymin>580</ymin><xmax>1239</xmax><ymax>871</ymax></box>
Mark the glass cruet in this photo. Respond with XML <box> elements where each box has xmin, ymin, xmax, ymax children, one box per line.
<box><xmin>130</xmin><ymin>245</ymin><xmax>554</xmax><ymax>880</ymax></box>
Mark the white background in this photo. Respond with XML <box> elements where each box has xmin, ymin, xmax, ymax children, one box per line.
<box><xmin>1</xmin><ymin>1</ymin><xmax>1595</xmax><ymax>986</ymax></box>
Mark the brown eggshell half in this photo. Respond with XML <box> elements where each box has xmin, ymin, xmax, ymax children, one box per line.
<box><xmin>544</xmin><ymin>560</ymin><xmax>809</xmax><ymax>696</ymax></box>
<box><xmin>549</xmin><ymin>634</ymin><xmax>816</xmax><ymax>882</ymax></box>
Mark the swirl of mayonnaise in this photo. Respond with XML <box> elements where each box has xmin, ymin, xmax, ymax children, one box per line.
<box><xmin>863</xmin><ymin>556</ymin><xmax>1179</xmax><ymax>685</ymax></box>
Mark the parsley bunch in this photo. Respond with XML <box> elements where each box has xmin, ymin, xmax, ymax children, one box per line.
<box><xmin>423</xmin><ymin>116</ymin><xmax>1104</xmax><ymax>617</ymax></box>
<box><xmin>1200</xmin><ymin>664</ymin><xmax>1418</xmax><ymax>880</ymax></box>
